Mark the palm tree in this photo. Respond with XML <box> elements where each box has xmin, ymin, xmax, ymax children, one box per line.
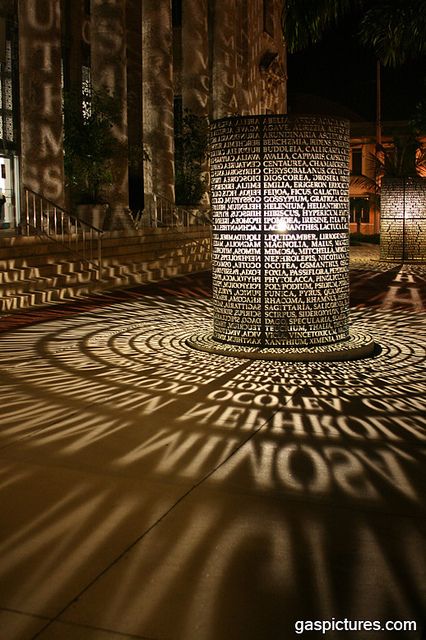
<box><xmin>283</xmin><ymin>0</ymin><xmax>426</xmax><ymax>128</ymax></box>
<box><xmin>284</xmin><ymin>0</ymin><xmax>426</xmax><ymax>230</ymax></box>
<box><xmin>282</xmin><ymin>0</ymin><xmax>361</xmax><ymax>121</ymax></box>
<box><xmin>351</xmin><ymin>136</ymin><xmax>426</xmax><ymax>190</ymax></box>
<box><xmin>283</xmin><ymin>0</ymin><xmax>355</xmax><ymax>54</ymax></box>
<box><xmin>350</xmin><ymin>135</ymin><xmax>426</xmax><ymax>214</ymax></box>
<box><xmin>359</xmin><ymin>0</ymin><xmax>426</xmax><ymax>68</ymax></box>
<box><xmin>284</xmin><ymin>0</ymin><xmax>426</xmax><ymax>66</ymax></box>
<box><xmin>351</xmin><ymin>135</ymin><xmax>426</xmax><ymax>250</ymax></box>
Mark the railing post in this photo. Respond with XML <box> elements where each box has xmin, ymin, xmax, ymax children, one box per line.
<box><xmin>32</xmin><ymin>193</ymin><xmax>36</xmax><ymax>230</ymax></box>
<box><xmin>22</xmin><ymin>187</ymin><xmax>103</xmax><ymax>276</ymax></box>
<box><xmin>82</xmin><ymin>226</ymin><xmax>86</xmax><ymax>261</ymax></box>
<box><xmin>97</xmin><ymin>233</ymin><xmax>102</xmax><ymax>280</ymax></box>
<box><xmin>25</xmin><ymin>189</ymin><xmax>29</xmax><ymax>235</ymax></box>
<box><xmin>153</xmin><ymin>194</ymin><xmax>158</xmax><ymax>228</ymax></box>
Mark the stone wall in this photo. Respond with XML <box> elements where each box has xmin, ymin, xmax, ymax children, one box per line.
<box><xmin>101</xmin><ymin>226</ymin><xmax>212</xmax><ymax>281</ymax></box>
<box><xmin>0</xmin><ymin>226</ymin><xmax>211</xmax><ymax>285</ymax></box>
<box><xmin>14</xmin><ymin>0</ymin><xmax>286</xmax><ymax>216</ymax></box>
<box><xmin>18</xmin><ymin>0</ymin><xmax>65</xmax><ymax>204</ymax></box>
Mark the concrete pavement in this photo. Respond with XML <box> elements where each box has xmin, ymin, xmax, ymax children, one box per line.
<box><xmin>0</xmin><ymin>246</ymin><xmax>425</xmax><ymax>639</ymax></box>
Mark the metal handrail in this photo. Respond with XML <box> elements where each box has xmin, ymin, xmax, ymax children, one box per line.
<box><xmin>139</xmin><ymin>192</ymin><xmax>211</xmax><ymax>228</ymax></box>
<box><xmin>23</xmin><ymin>187</ymin><xmax>103</xmax><ymax>279</ymax></box>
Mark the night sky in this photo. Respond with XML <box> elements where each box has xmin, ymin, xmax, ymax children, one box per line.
<box><xmin>287</xmin><ymin>14</ymin><xmax>426</xmax><ymax>122</ymax></box>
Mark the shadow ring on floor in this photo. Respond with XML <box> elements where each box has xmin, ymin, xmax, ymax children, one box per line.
<box><xmin>186</xmin><ymin>329</ymin><xmax>377</xmax><ymax>362</ymax></box>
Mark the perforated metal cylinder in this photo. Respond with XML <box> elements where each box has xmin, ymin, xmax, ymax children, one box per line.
<box><xmin>380</xmin><ymin>177</ymin><xmax>426</xmax><ymax>262</ymax></box>
<box><xmin>210</xmin><ymin>114</ymin><xmax>350</xmax><ymax>347</ymax></box>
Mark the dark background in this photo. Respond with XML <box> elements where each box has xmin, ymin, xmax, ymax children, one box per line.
<box><xmin>287</xmin><ymin>15</ymin><xmax>426</xmax><ymax>122</ymax></box>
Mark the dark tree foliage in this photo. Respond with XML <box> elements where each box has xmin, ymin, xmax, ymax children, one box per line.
<box><xmin>374</xmin><ymin>138</ymin><xmax>426</xmax><ymax>178</ymax></box>
<box><xmin>174</xmin><ymin>110</ymin><xmax>209</xmax><ymax>206</ymax></box>
<box><xmin>351</xmin><ymin>136</ymin><xmax>426</xmax><ymax>200</ymax></box>
<box><xmin>284</xmin><ymin>0</ymin><xmax>356</xmax><ymax>54</ymax></box>
<box><xmin>284</xmin><ymin>0</ymin><xmax>426</xmax><ymax>67</ymax></box>
<box><xmin>64</xmin><ymin>88</ymin><xmax>122</xmax><ymax>204</ymax></box>
<box><xmin>359</xmin><ymin>0</ymin><xmax>426</xmax><ymax>67</ymax></box>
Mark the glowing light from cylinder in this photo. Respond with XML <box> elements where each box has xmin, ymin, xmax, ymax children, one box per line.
<box><xmin>210</xmin><ymin>115</ymin><xmax>350</xmax><ymax>348</ymax></box>
<box><xmin>380</xmin><ymin>176</ymin><xmax>426</xmax><ymax>262</ymax></box>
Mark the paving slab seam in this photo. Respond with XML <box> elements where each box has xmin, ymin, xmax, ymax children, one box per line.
<box><xmin>0</xmin><ymin>605</ymin><xmax>50</xmax><ymax>623</ymax></box>
<box><xmin>28</xmin><ymin>391</ymin><xmax>295</xmax><ymax>640</ymax></box>
<box><xmin>33</xmin><ymin>617</ymin><xmax>160</xmax><ymax>640</ymax></box>
<box><xmin>0</xmin><ymin>262</ymin><xmax>424</xmax><ymax>639</ymax></box>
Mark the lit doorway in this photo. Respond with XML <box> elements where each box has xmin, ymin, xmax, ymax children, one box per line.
<box><xmin>0</xmin><ymin>154</ymin><xmax>19</xmax><ymax>230</ymax></box>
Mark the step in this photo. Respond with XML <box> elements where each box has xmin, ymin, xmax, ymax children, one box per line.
<box><xmin>0</xmin><ymin>278</ymin><xmax>112</xmax><ymax>313</ymax></box>
<box><xmin>0</xmin><ymin>240</ymin><xmax>81</xmax><ymax>260</ymax></box>
<box><xmin>0</xmin><ymin>261</ymin><xmax>99</xmax><ymax>283</ymax></box>
<box><xmin>0</xmin><ymin>270</ymin><xmax>100</xmax><ymax>298</ymax></box>
<box><xmin>0</xmin><ymin>262</ymin><xmax>153</xmax><ymax>313</ymax></box>
<box><xmin>0</xmin><ymin>231</ymin><xmax>211</xmax><ymax>315</ymax></box>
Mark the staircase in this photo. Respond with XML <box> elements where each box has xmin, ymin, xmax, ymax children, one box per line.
<box><xmin>23</xmin><ymin>187</ymin><xmax>103</xmax><ymax>273</ymax></box>
<box><xmin>0</xmin><ymin>188</ymin><xmax>211</xmax><ymax>315</ymax></box>
<box><xmin>0</xmin><ymin>236</ymin><xmax>105</xmax><ymax>312</ymax></box>
<box><xmin>0</xmin><ymin>228</ymin><xmax>212</xmax><ymax>314</ymax></box>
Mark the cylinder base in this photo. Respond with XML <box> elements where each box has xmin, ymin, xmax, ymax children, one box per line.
<box><xmin>186</xmin><ymin>329</ymin><xmax>376</xmax><ymax>362</ymax></box>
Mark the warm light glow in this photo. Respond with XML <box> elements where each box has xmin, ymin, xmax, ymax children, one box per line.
<box><xmin>0</xmin><ymin>281</ymin><xmax>424</xmax><ymax>637</ymax></box>
<box><xmin>380</xmin><ymin>177</ymin><xmax>426</xmax><ymax>262</ymax></box>
<box><xmin>276</xmin><ymin>217</ymin><xmax>288</xmax><ymax>233</ymax></box>
<box><xmin>210</xmin><ymin>115</ymin><xmax>350</xmax><ymax>348</ymax></box>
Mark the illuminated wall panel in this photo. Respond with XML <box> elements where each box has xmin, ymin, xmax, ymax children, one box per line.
<box><xmin>380</xmin><ymin>177</ymin><xmax>426</xmax><ymax>262</ymax></box>
<box><xmin>18</xmin><ymin>0</ymin><xmax>65</xmax><ymax>204</ymax></box>
<box><xmin>91</xmin><ymin>0</ymin><xmax>129</xmax><ymax>209</ymax></box>
<box><xmin>210</xmin><ymin>115</ymin><xmax>350</xmax><ymax>348</ymax></box>
<box><xmin>142</xmin><ymin>0</ymin><xmax>175</xmax><ymax>201</ymax></box>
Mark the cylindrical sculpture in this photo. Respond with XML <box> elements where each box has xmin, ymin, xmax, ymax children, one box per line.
<box><xmin>210</xmin><ymin>115</ymin><xmax>350</xmax><ymax>348</ymax></box>
<box><xmin>380</xmin><ymin>177</ymin><xmax>426</xmax><ymax>262</ymax></box>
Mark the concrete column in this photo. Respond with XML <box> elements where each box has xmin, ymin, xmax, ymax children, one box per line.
<box><xmin>18</xmin><ymin>0</ymin><xmax>65</xmax><ymax>205</ymax></box>
<box><xmin>62</xmin><ymin>0</ymin><xmax>83</xmax><ymax>93</ymax></box>
<box><xmin>142</xmin><ymin>0</ymin><xmax>174</xmax><ymax>202</ymax></box>
<box><xmin>258</xmin><ymin>0</ymin><xmax>286</xmax><ymax>114</ymax></box>
<box><xmin>211</xmin><ymin>0</ymin><xmax>239</xmax><ymax>119</ymax></box>
<box><xmin>126</xmin><ymin>0</ymin><xmax>143</xmax><ymax>211</ymax></box>
<box><xmin>234</xmin><ymin>0</ymin><xmax>251</xmax><ymax>115</ymax></box>
<box><xmin>91</xmin><ymin>0</ymin><xmax>129</xmax><ymax>209</ymax></box>
<box><xmin>182</xmin><ymin>0</ymin><xmax>209</xmax><ymax>116</ymax></box>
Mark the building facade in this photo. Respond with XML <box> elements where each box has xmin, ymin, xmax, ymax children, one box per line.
<box><xmin>0</xmin><ymin>0</ymin><xmax>286</xmax><ymax>230</ymax></box>
<box><xmin>350</xmin><ymin>121</ymin><xmax>426</xmax><ymax>236</ymax></box>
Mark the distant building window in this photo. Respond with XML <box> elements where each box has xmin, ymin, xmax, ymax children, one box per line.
<box><xmin>172</xmin><ymin>0</ymin><xmax>182</xmax><ymax>27</ymax></box>
<box><xmin>263</xmin><ymin>0</ymin><xmax>274</xmax><ymax>37</ymax></box>
<box><xmin>82</xmin><ymin>65</ymin><xmax>92</xmax><ymax>120</ymax></box>
<box><xmin>350</xmin><ymin>197</ymin><xmax>370</xmax><ymax>223</ymax></box>
<box><xmin>0</xmin><ymin>40</ymin><xmax>14</xmax><ymax>142</ymax></box>
<box><xmin>351</xmin><ymin>148</ymin><xmax>362</xmax><ymax>175</ymax></box>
